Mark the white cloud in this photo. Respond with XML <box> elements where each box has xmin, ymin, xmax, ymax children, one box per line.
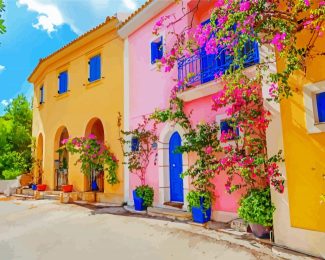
<box><xmin>16</xmin><ymin>0</ymin><xmax>79</xmax><ymax>34</ymax></box>
<box><xmin>0</xmin><ymin>65</ymin><xmax>5</xmax><ymax>74</ymax></box>
<box><xmin>1</xmin><ymin>100</ymin><xmax>10</xmax><ymax>107</ymax></box>
<box><xmin>123</xmin><ymin>0</ymin><xmax>137</xmax><ymax>11</ymax></box>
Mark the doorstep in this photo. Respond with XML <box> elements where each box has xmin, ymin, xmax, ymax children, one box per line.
<box><xmin>147</xmin><ymin>207</ymin><xmax>192</xmax><ymax>221</ymax></box>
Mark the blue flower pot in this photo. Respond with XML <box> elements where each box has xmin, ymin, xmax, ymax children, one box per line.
<box><xmin>31</xmin><ymin>184</ymin><xmax>37</xmax><ymax>191</ymax></box>
<box><xmin>133</xmin><ymin>190</ymin><xmax>146</xmax><ymax>211</ymax></box>
<box><xmin>191</xmin><ymin>198</ymin><xmax>211</xmax><ymax>224</ymax></box>
<box><xmin>91</xmin><ymin>180</ymin><xmax>99</xmax><ymax>191</ymax></box>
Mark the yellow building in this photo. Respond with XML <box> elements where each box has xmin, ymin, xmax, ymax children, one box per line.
<box><xmin>267</xmin><ymin>26</ymin><xmax>325</xmax><ymax>257</ymax></box>
<box><xmin>29</xmin><ymin>16</ymin><xmax>125</xmax><ymax>204</ymax></box>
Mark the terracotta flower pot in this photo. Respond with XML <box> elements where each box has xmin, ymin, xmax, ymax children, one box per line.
<box><xmin>62</xmin><ymin>184</ymin><xmax>73</xmax><ymax>193</ymax></box>
<box><xmin>37</xmin><ymin>184</ymin><xmax>47</xmax><ymax>191</ymax></box>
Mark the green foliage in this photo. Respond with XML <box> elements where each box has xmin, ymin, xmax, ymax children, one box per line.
<box><xmin>0</xmin><ymin>0</ymin><xmax>6</xmax><ymax>34</ymax></box>
<box><xmin>0</xmin><ymin>151</ymin><xmax>28</xmax><ymax>179</ymax></box>
<box><xmin>238</xmin><ymin>188</ymin><xmax>275</xmax><ymax>227</ymax></box>
<box><xmin>135</xmin><ymin>185</ymin><xmax>154</xmax><ymax>207</ymax></box>
<box><xmin>150</xmin><ymin>98</ymin><xmax>191</xmax><ymax>130</ymax></box>
<box><xmin>60</xmin><ymin>135</ymin><xmax>119</xmax><ymax>185</ymax></box>
<box><xmin>0</xmin><ymin>95</ymin><xmax>32</xmax><ymax>179</ymax></box>
<box><xmin>186</xmin><ymin>190</ymin><xmax>212</xmax><ymax>211</ymax></box>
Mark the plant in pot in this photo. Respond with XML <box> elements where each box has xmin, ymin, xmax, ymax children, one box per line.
<box><xmin>177</xmin><ymin>121</ymin><xmax>221</xmax><ymax>223</ymax></box>
<box><xmin>118</xmin><ymin>114</ymin><xmax>158</xmax><ymax>211</ymax></box>
<box><xmin>59</xmin><ymin>134</ymin><xmax>119</xmax><ymax>192</ymax></box>
<box><xmin>211</xmin><ymin>75</ymin><xmax>285</xmax><ymax>237</ymax></box>
<box><xmin>238</xmin><ymin>188</ymin><xmax>275</xmax><ymax>238</ymax></box>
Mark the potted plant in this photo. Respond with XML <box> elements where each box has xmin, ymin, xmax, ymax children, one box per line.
<box><xmin>187</xmin><ymin>191</ymin><xmax>212</xmax><ymax>223</ymax></box>
<box><xmin>175</xmin><ymin>121</ymin><xmax>220</xmax><ymax>223</ymax></box>
<box><xmin>59</xmin><ymin>134</ymin><xmax>119</xmax><ymax>193</ymax></box>
<box><xmin>37</xmin><ymin>184</ymin><xmax>47</xmax><ymax>191</ymax></box>
<box><xmin>238</xmin><ymin>187</ymin><xmax>275</xmax><ymax>238</ymax></box>
<box><xmin>133</xmin><ymin>185</ymin><xmax>154</xmax><ymax>211</ymax></box>
<box><xmin>118</xmin><ymin>114</ymin><xmax>158</xmax><ymax>211</ymax></box>
<box><xmin>62</xmin><ymin>184</ymin><xmax>73</xmax><ymax>192</ymax></box>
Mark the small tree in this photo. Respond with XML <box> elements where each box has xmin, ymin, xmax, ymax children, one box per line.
<box><xmin>60</xmin><ymin>135</ymin><xmax>119</xmax><ymax>186</ymax></box>
<box><xmin>118</xmin><ymin>113</ymin><xmax>158</xmax><ymax>186</ymax></box>
<box><xmin>0</xmin><ymin>0</ymin><xmax>6</xmax><ymax>35</ymax></box>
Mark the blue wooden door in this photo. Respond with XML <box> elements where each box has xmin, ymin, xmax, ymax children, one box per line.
<box><xmin>169</xmin><ymin>132</ymin><xmax>184</xmax><ymax>202</ymax></box>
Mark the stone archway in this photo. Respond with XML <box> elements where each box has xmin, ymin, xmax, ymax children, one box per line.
<box><xmin>84</xmin><ymin>118</ymin><xmax>105</xmax><ymax>192</ymax></box>
<box><xmin>36</xmin><ymin>133</ymin><xmax>44</xmax><ymax>184</ymax></box>
<box><xmin>158</xmin><ymin>123</ymin><xmax>189</xmax><ymax>210</ymax></box>
<box><xmin>54</xmin><ymin>126</ymin><xmax>69</xmax><ymax>190</ymax></box>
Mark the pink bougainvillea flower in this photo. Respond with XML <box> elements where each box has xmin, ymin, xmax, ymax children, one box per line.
<box><xmin>61</xmin><ymin>138</ymin><xmax>68</xmax><ymax>145</ymax></box>
<box><xmin>88</xmin><ymin>133</ymin><xmax>96</xmax><ymax>140</ymax></box>
<box><xmin>205</xmin><ymin>146</ymin><xmax>213</xmax><ymax>154</ymax></box>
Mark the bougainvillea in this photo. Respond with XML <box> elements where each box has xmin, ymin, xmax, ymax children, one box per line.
<box><xmin>59</xmin><ymin>134</ymin><xmax>119</xmax><ymax>185</ymax></box>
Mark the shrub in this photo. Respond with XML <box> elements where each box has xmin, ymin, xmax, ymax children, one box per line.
<box><xmin>186</xmin><ymin>190</ymin><xmax>212</xmax><ymax>211</ymax></box>
<box><xmin>238</xmin><ymin>188</ymin><xmax>275</xmax><ymax>227</ymax></box>
<box><xmin>2</xmin><ymin>169</ymin><xmax>22</xmax><ymax>180</ymax></box>
<box><xmin>135</xmin><ymin>185</ymin><xmax>154</xmax><ymax>207</ymax></box>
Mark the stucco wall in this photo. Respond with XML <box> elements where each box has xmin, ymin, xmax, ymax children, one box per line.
<box><xmin>32</xmin><ymin>23</ymin><xmax>125</xmax><ymax>203</ymax></box>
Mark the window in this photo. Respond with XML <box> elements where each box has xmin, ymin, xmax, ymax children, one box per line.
<box><xmin>58</xmin><ymin>71</ymin><xmax>68</xmax><ymax>94</ymax></box>
<box><xmin>88</xmin><ymin>55</ymin><xmax>101</xmax><ymax>82</ymax></box>
<box><xmin>39</xmin><ymin>86</ymin><xmax>44</xmax><ymax>104</ymax></box>
<box><xmin>220</xmin><ymin>120</ymin><xmax>239</xmax><ymax>140</ymax></box>
<box><xmin>316</xmin><ymin>92</ymin><xmax>325</xmax><ymax>123</ymax></box>
<box><xmin>131</xmin><ymin>137</ymin><xmax>139</xmax><ymax>152</ymax></box>
<box><xmin>151</xmin><ymin>36</ymin><xmax>163</xmax><ymax>64</ymax></box>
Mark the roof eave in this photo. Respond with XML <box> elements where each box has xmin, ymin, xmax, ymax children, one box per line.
<box><xmin>118</xmin><ymin>0</ymin><xmax>173</xmax><ymax>39</ymax></box>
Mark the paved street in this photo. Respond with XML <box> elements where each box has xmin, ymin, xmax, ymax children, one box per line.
<box><xmin>0</xmin><ymin>199</ymin><xmax>279</xmax><ymax>260</ymax></box>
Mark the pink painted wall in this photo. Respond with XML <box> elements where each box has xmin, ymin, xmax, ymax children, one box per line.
<box><xmin>128</xmin><ymin>0</ymin><xmax>240</xmax><ymax>213</ymax></box>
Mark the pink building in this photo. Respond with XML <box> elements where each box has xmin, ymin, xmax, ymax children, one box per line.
<box><xmin>118</xmin><ymin>0</ymin><xmax>259</xmax><ymax>222</ymax></box>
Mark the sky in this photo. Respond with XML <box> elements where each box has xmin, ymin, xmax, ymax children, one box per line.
<box><xmin>0</xmin><ymin>0</ymin><xmax>146</xmax><ymax>114</ymax></box>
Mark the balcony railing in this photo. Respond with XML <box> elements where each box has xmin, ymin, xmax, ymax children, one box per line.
<box><xmin>177</xmin><ymin>41</ymin><xmax>259</xmax><ymax>89</ymax></box>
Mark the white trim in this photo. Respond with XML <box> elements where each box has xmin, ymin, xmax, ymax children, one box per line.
<box><xmin>123</xmin><ymin>38</ymin><xmax>131</xmax><ymax>204</ymax></box>
<box><xmin>158</xmin><ymin>123</ymin><xmax>189</xmax><ymax>210</ymax></box>
<box><xmin>303</xmin><ymin>81</ymin><xmax>325</xmax><ymax>133</ymax></box>
<box><xmin>118</xmin><ymin>0</ymin><xmax>173</xmax><ymax>39</ymax></box>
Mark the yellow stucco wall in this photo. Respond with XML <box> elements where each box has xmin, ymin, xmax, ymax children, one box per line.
<box><xmin>30</xmin><ymin>19</ymin><xmax>125</xmax><ymax>203</ymax></box>
<box><xmin>279</xmin><ymin>33</ymin><xmax>325</xmax><ymax>232</ymax></box>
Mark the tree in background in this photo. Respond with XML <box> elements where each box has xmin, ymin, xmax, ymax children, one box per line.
<box><xmin>0</xmin><ymin>0</ymin><xmax>6</xmax><ymax>34</ymax></box>
<box><xmin>0</xmin><ymin>95</ymin><xmax>32</xmax><ymax>179</ymax></box>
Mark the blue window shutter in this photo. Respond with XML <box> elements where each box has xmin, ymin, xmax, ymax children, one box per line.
<box><xmin>40</xmin><ymin>86</ymin><xmax>44</xmax><ymax>104</ymax></box>
<box><xmin>151</xmin><ymin>41</ymin><xmax>157</xmax><ymax>64</ymax></box>
<box><xmin>89</xmin><ymin>55</ymin><xmax>101</xmax><ymax>82</ymax></box>
<box><xmin>59</xmin><ymin>71</ymin><xmax>68</xmax><ymax>94</ymax></box>
<box><xmin>131</xmin><ymin>137</ymin><xmax>139</xmax><ymax>152</ymax></box>
<box><xmin>316</xmin><ymin>92</ymin><xmax>325</xmax><ymax>123</ymax></box>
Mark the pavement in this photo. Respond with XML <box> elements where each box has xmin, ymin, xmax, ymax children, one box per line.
<box><xmin>0</xmin><ymin>198</ymin><xmax>293</xmax><ymax>260</ymax></box>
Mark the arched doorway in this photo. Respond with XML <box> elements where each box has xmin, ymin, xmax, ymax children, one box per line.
<box><xmin>36</xmin><ymin>133</ymin><xmax>44</xmax><ymax>184</ymax></box>
<box><xmin>85</xmin><ymin>118</ymin><xmax>105</xmax><ymax>192</ymax></box>
<box><xmin>158</xmin><ymin>123</ymin><xmax>189</xmax><ymax>210</ymax></box>
<box><xmin>54</xmin><ymin>126</ymin><xmax>69</xmax><ymax>191</ymax></box>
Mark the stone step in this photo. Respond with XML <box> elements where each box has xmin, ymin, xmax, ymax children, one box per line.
<box><xmin>21</xmin><ymin>189</ymin><xmax>35</xmax><ymax>196</ymax></box>
<box><xmin>43</xmin><ymin>191</ymin><xmax>61</xmax><ymax>196</ymax></box>
<box><xmin>43</xmin><ymin>194</ymin><xmax>60</xmax><ymax>200</ymax></box>
<box><xmin>12</xmin><ymin>194</ymin><xmax>34</xmax><ymax>200</ymax></box>
<box><xmin>147</xmin><ymin>207</ymin><xmax>192</xmax><ymax>221</ymax></box>
<box><xmin>230</xmin><ymin>218</ymin><xmax>249</xmax><ymax>232</ymax></box>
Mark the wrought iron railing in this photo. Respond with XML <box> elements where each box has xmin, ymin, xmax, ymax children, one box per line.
<box><xmin>177</xmin><ymin>41</ymin><xmax>259</xmax><ymax>89</ymax></box>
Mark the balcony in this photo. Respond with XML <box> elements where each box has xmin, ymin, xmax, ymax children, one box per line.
<box><xmin>177</xmin><ymin>41</ymin><xmax>259</xmax><ymax>101</ymax></box>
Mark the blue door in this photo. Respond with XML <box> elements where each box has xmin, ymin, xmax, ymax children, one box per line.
<box><xmin>169</xmin><ymin>132</ymin><xmax>184</xmax><ymax>202</ymax></box>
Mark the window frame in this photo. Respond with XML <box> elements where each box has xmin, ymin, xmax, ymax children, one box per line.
<box><xmin>303</xmin><ymin>81</ymin><xmax>325</xmax><ymax>133</ymax></box>
<box><xmin>150</xmin><ymin>35</ymin><xmax>163</xmax><ymax>65</ymax></box>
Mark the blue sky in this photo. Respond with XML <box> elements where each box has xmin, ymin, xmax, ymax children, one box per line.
<box><xmin>0</xmin><ymin>0</ymin><xmax>146</xmax><ymax>114</ymax></box>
